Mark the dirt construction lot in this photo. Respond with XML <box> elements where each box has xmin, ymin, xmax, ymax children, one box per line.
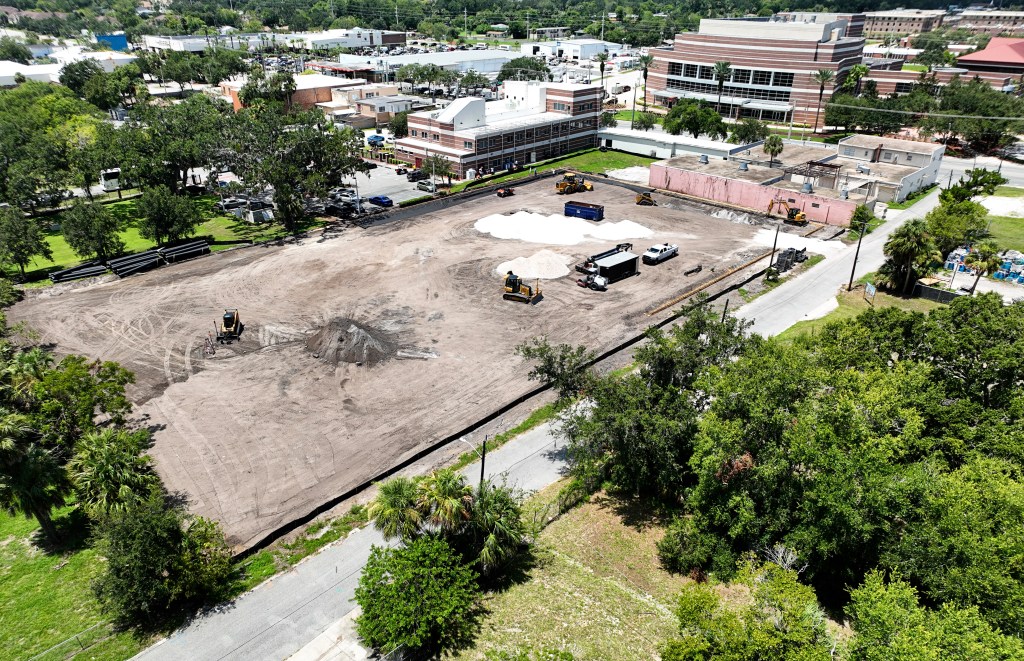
<box><xmin>11</xmin><ymin>178</ymin><xmax>770</xmax><ymax>549</ymax></box>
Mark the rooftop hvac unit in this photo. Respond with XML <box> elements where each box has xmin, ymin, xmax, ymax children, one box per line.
<box><xmin>738</xmin><ymin>162</ymin><xmax>749</xmax><ymax>171</ymax></box>
<box><xmin>698</xmin><ymin>154</ymin><xmax>709</xmax><ymax>164</ymax></box>
<box><xmin>802</xmin><ymin>182</ymin><xmax>813</xmax><ymax>193</ymax></box>
<box><xmin>857</xmin><ymin>164</ymin><xmax>871</xmax><ymax>174</ymax></box>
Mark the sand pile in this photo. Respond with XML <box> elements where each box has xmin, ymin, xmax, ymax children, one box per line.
<box><xmin>605</xmin><ymin>166</ymin><xmax>652</xmax><ymax>183</ymax></box>
<box><xmin>475</xmin><ymin>211</ymin><xmax>652</xmax><ymax>245</ymax></box>
<box><xmin>496</xmin><ymin>249</ymin><xmax>573</xmax><ymax>279</ymax></box>
<box><xmin>305</xmin><ymin>318</ymin><xmax>397</xmax><ymax>366</ymax></box>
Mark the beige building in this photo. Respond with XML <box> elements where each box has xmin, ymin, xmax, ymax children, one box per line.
<box><xmin>950</xmin><ymin>10</ymin><xmax>1024</xmax><ymax>35</ymax></box>
<box><xmin>863</xmin><ymin>10</ymin><xmax>946</xmax><ymax>37</ymax></box>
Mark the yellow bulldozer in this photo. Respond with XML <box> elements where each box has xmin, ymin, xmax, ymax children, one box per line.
<box><xmin>767</xmin><ymin>198</ymin><xmax>808</xmax><ymax>226</ymax></box>
<box><xmin>216</xmin><ymin>309</ymin><xmax>242</xmax><ymax>343</ymax></box>
<box><xmin>502</xmin><ymin>271</ymin><xmax>542</xmax><ymax>304</ymax></box>
<box><xmin>555</xmin><ymin>174</ymin><xmax>593</xmax><ymax>195</ymax></box>
<box><xmin>636</xmin><ymin>192</ymin><xmax>657</xmax><ymax>206</ymax></box>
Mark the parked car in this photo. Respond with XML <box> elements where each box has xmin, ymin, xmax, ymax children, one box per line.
<box><xmin>368</xmin><ymin>195</ymin><xmax>394</xmax><ymax>207</ymax></box>
<box><xmin>364</xmin><ymin>162</ymin><xmax>378</xmax><ymax>170</ymax></box>
<box><xmin>366</xmin><ymin>134</ymin><xmax>385</xmax><ymax>147</ymax></box>
<box><xmin>325</xmin><ymin>202</ymin><xmax>354</xmax><ymax>217</ymax></box>
<box><xmin>396</xmin><ymin>167</ymin><xmax>408</xmax><ymax>175</ymax></box>
<box><xmin>417</xmin><ymin>180</ymin><xmax>437</xmax><ymax>193</ymax></box>
<box><xmin>642</xmin><ymin>244</ymin><xmax>679</xmax><ymax>265</ymax></box>
<box><xmin>406</xmin><ymin>169</ymin><xmax>429</xmax><ymax>182</ymax></box>
<box><xmin>496</xmin><ymin>187</ymin><xmax>515</xmax><ymax>197</ymax></box>
<box><xmin>215</xmin><ymin>197</ymin><xmax>248</xmax><ymax>211</ymax></box>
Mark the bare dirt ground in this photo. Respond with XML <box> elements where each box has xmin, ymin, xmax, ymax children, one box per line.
<box><xmin>10</xmin><ymin>179</ymin><xmax>770</xmax><ymax>549</ymax></box>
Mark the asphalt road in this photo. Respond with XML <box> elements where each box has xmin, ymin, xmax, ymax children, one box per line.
<box><xmin>737</xmin><ymin>187</ymin><xmax>943</xmax><ymax>337</ymax></box>
<box><xmin>132</xmin><ymin>424</ymin><xmax>566</xmax><ymax>661</ymax></box>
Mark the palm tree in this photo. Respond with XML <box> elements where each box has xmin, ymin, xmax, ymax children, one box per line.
<box><xmin>368</xmin><ymin>476</ymin><xmax>422</xmax><ymax>542</ymax></box>
<box><xmin>965</xmin><ymin>240</ymin><xmax>1002</xmax><ymax>294</ymax></box>
<box><xmin>811</xmin><ymin>69</ymin><xmax>835</xmax><ymax>134</ymax></box>
<box><xmin>68</xmin><ymin>428</ymin><xmax>158</xmax><ymax>518</ymax></box>
<box><xmin>416</xmin><ymin>468</ymin><xmax>472</xmax><ymax>534</ymax></box>
<box><xmin>0</xmin><ymin>444</ymin><xmax>69</xmax><ymax>542</ymax></box>
<box><xmin>0</xmin><ymin>411</ymin><xmax>32</xmax><ymax>465</ymax></box>
<box><xmin>763</xmin><ymin>134</ymin><xmax>783</xmax><ymax>167</ymax></box>
<box><xmin>842</xmin><ymin>64</ymin><xmax>870</xmax><ymax>95</ymax></box>
<box><xmin>883</xmin><ymin>218</ymin><xmax>934</xmax><ymax>294</ymax></box>
<box><xmin>713</xmin><ymin>61</ymin><xmax>732</xmax><ymax>116</ymax></box>
<box><xmin>470</xmin><ymin>482</ymin><xmax>525</xmax><ymax>575</ymax></box>
<box><xmin>637</xmin><ymin>54</ymin><xmax>655</xmax><ymax>114</ymax></box>
<box><xmin>0</xmin><ymin>347</ymin><xmax>51</xmax><ymax>410</ymax></box>
<box><xmin>595</xmin><ymin>51</ymin><xmax>610</xmax><ymax>98</ymax></box>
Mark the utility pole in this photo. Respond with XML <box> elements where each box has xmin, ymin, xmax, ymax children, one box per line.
<box><xmin>395</xmin><ymin>0</ymin><xmax>398</xmax><ymax>28</ymax></box>
<box><xmin>464</xmin><ymin>9</ymin><xmax>467</xmax><ymax>35</ymax></box>
<box><xmin>527</xmin><ymin>11</ymin><xmax>530</xmax><ymax>39</ymax></box>
<box><xmin>601</xmin><ymin>15</ymin><xmax>605</xmax><ymax>41</ymax></box>
<box><xmin>847</xmin><ymin>216</ymin><xmax>868</xmax><ymax>291</ymax></box>
<box><xmin>768</xmin><ymin>225</ymin><xmax>780</xmax><ymax>269</ymax></box>
<box><xmin>721</xmin><ymin>298</ymin><xmax>730</xmax><ymax>322</ymax></box>
<box><xmin>479</xmin><ymin>435</ymin><xmax>487</xmax><ymax>492</ymax></box>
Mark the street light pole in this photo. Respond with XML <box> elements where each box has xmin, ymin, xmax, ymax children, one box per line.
<box><xmin>847</xmin><ymin>217</ymin><xmax>868</xmax><ymax>291</ymax></box>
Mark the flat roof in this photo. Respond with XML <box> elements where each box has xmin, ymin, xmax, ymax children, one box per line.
<box><xmin>659</xmin><ymin>154</ymin><xmax>779</xmax><ymax>184</ymax></box>
<box><xmin>864</xmin><ymin>9</ymin><xmax>946</xmax><ymax>17</ymax></box>
<box><xmin>839</xmin><ymin>134</ymin><xmax>944</xmax><ymax>155</ymax></box>
<box><xmin>336</xmin><ymin>49</ymin><xmax>516</xmax><ymax>69</ymax></box>
<box><xmin>830</xmin><ymin>156</ymin><xmax>920</xmax><ymax>182</ymax></box>
<box><xmin>222</xmin><ymin>73</ymin><xmax>361</xmax><ymax>90</ymax></box>
<box><xmin>600</xmin><ymin>127</ymin><xmax>744</xmax><ymax>151</ymax></box>
<box><xmin>595</xmin><ymin>252</ymin><xmax>638</xmax><ymax>268</ymax></box>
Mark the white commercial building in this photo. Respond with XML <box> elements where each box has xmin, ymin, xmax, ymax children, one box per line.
<box><xmin>51</xmin><ymin>46</ymin><xmax>137</xmax><ymax>72</ymax></box>
<box><xmin>335</xmin><ymin>49</ymin><xmax>517</xmax><ymax>76</ymax></box>
<box><xmin>142</xmin><ymin>28</ymin><xmax>405</xmax><ymax>53</ymax></box>
<box><xmin>520</xmin><ymin>38</ymin><xmax>625</xmax><ymax>61</ymax></box>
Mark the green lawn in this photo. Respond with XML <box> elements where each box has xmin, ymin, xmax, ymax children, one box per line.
<box><xmin>889</xmin><ymin>183</ymin><xmax>938</xmax><ymax>210</ymax></box>
<box><xmin>994</xmin><ymin>186</ymin><xmax>1024</xmax><ymax>198</ymax></box>
<box><xmin>451</xmin><ymin>149</ymin><xmax>657</xmax><ymax>192</ymax></box>
<box><xmin>613</xmin><ymin>109</ymin><xmax>663</xmax><ymax>124</ymax></box>
<box><xmin>847</xmin><ymin>214</ymin><xmax>888</xmax><ymax>242</ymax></box>
<box><xmin>7</xmin><ymin>196</ymin><xmax>318</xmax><ymax>284</ymax></box>
<box><xmin>776</xmin><ymin>288</ymin><xmax>946</xmax><ymax>343</ymax></box>
<box><xmin>986</xmin><ymin>215</ymin><xmax>1024</xmax><ymax>252</ymax></box>
<box><xmin>902</xmin><ymin>63</ymin><xmax>928</xmax><ymax>72</ymax></box>
<box><xmin>0</xmin><ymin>509</ymin><xmax>147</xmax><ymax>661</ymax></box>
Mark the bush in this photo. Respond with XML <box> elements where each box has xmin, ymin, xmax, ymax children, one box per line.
<box><xmin>657</xmin><ymin>516</ymin><xmax>735</xmax><ymax>580</ymax></box>
<box><xmin>93</xmin><ymin>494</ymin><xmax>232</xmax><ymax>626</ymax></box>
<box><xmin>355</xmin><ymin>536</ymin><xmax>480</xmax><ymax>656</ymax></box>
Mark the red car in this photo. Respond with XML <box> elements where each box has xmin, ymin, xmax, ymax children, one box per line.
<box><xmin>496</xmin><ymin>187</ymin><xmax>515</xmax><ymax>198</ymax></box>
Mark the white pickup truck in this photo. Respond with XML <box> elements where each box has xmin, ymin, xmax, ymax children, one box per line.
<box><xmin>642</xmin><ymin>244</ymin><xmax>678</xmax><ymax>265</ymax></box>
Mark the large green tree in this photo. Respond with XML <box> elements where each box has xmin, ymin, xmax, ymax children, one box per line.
<box><xmin>0</xmin><ymin>37</ymin><xmax>31</xmax><ymax>65</ymax></box>
<box><xmin>136</xmin><ymin>185</ymin><xmax>202</xmax><ymax>246</ymax></box>
<box><xmin>496</xmin><ymin>57</ymin><xmax>549</xmax><ymax>83</ymax></box>
<box><xmin>59</xmin><ymin>59</ymin><xmax>105</xmax><ymax>97</ymax></box>
<box><xmin>60</xmin><ymin>201</ymin><xmax>124</xmax><ymax>263</ymax></box>
<box><xmin>68</xmin><ymin>428</ymin><xmax>158</xmax><ymax>518</ymax></box>
<box><xmin>355</xmin><ymin>536</ymin><xmax>480</xmax><ymax>657</ymax></box>
<box><xmin>0</xmin><ymin>206</ymin><xmax>52</xmax><ymax>276</ymax></box>
<box><xmin>94</xmin><ymin>493</ymin><xmax>232</xmax><ymax>625</ymax></box>
<box><xmin>664</xmin><ymin>101</ymin><xmax>728</xmax><ymax>140</ymax></box>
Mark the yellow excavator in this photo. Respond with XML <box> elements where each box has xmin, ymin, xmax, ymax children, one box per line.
<box><xmin>555</xmin><ymin>174</ymin><xmax>593</xmax><ymax>195</ymax></box>
<box><xmin>767</xmin><ymin>198</ymin><xmax>808</xmax><ymax>226</ymax></box>
<box><xmin>502</xmin><ymin>271</ymin><xmax>542</xmax><ymax>304</ymax></box>
<box><xmin>217</xmin><ymin>309</ymin><xmax>241</xmax><ymax>343</ymax></box>
<box><xmin>636</xmin><ymin>192</ymin><xmax>657</xmax><ymax>206</ymax></box>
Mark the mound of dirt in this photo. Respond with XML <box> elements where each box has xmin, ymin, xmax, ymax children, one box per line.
<box><xmin>305</xmin><ymin>318</ymin><xmax>398</xmax><ymax>366</ymax></box>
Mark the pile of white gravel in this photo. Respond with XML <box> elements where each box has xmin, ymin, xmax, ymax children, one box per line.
<box><xmin>475</xmin><ymin>211</ymin><xmax>653</xmax><ymax>245</ymax></box>
<box><xmin>496</xmin><ymin>250</ymin><xmax>574</xmax><ymax>279</ymax></box>
<box><xmin>605</xmin><ymin>166</ymin><xmax>652</xmax><ymax>184</ymax></box>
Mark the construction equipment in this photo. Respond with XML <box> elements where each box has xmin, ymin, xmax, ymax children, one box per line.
<box><xmin>217</xmin><ymin>309</ymin><xmax>242</xmax><ymax>343</ymax></box>
<box><xmin>636</xmin><ymin>192</ymin><xmax>657</xmax><ymax>206</ymax></box>
<box><xmin>767</xmin><ymin>198</ymin><xmax>808</xmax><ymax>225</ymax></box>
<box><xmin>502</xmin><ymin>272</ymin><xmax>542</xmax><ymax>304</ymax></box>
<box><xmin>575</xmin><ymin>243</ymin><xmax>640</xmax><ymax>285</ymax></box>
<box><xmin>564</xmin><ymin>200</ymin><xmax>604</xmax><ymax>221</ymax></box>
<box><xmin>576</xmin><ymin>273</ymin><xmax>608</xmax><ymax>291</ymax></box>
<box><xmin>555</xmin><ymin>174</ymin><xmax>593</xmax><ymax>195</ymax></box>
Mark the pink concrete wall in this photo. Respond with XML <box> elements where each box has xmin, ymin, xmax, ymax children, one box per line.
<box><xmin>650</xmin><ymin>163</ymin><xmax>857</xmax><ymax>226</ymax></box>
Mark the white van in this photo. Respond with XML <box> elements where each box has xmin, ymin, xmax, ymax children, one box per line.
<box><xmin>497</xmin><ymin>45</ymin><xmax>510</xmax><ymax>51</ymax></box>
<box><xmin>474</xmin><ymin>42</ymin><xmax>487</xmax><ymax>50</ymax></box>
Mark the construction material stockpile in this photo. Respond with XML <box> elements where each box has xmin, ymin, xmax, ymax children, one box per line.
<box><xmin>159</xmin><ymin>240</ymin><xmax>210</xmax><ymax>263</ymax></box>
<box><xmin>108</xmin><ymin>250</ymin><xmax>162</xmax><ymax>277</ymax></box>
<box><xmin>49</xmin><ymin>261</ymin><xmax>107</xmax><ymax>283</ymax></box>
<box><xmin>305</xmin><ymin>318</ymin><xmax>398</xmax><ymax>366</ymax></box>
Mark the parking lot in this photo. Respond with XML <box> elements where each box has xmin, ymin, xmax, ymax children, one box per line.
<box><xmin>10</xmin><ymin>178</ymin><xmax>782</xmax><ymax>549</ymax></box>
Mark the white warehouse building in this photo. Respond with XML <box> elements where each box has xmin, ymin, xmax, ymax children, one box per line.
<box><xmin>520</xmin><ymin>38</ymin><xmax>625</xmax><ymax>61</ymax></box>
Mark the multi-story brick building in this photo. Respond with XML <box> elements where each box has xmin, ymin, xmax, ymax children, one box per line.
<box><xmin>947</xmin><ymin>10</ymin><xmax>1024</xmax><ymax>35</ymax></box>
<box><xmin>394</xmin><ymin>81</ymin><xmax>601</xmax><ymax>179</ymax></box>
<box><xmin>863</xmin><ymin>10</ymin><xmax>946</xmax><ymax>37</ymax></box>
<box><xmin>647</xmin><ymin>18</ymin><xmax>864</xmax><ymax>127</ymax></box>
<box><xmin>777</xmin><ymin>11</ymin><xmax>865</xmax><ymax>38</ymax></box>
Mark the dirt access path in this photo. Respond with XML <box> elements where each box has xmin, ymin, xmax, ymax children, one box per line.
<box><xmin>11</xmin><ymin>179</ymin><xmax>766</xmax><ymax>549</ymax></box>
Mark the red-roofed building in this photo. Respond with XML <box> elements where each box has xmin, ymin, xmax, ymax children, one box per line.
<box><xmin>957</xmin><ymin>37</ymin><xmax>1024</xmax><ymax>76</ymax></box>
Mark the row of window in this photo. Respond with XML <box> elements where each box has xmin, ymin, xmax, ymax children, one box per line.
<box><xmin>552</xmin><ymin>101</ymin><xmax>598</xmax><ymax>113</ymax></box>
<box><xmin>666</xmin><ymin>62</ymin><xmax>795</xmax><ymax>89</ymax></box>
<box><xmin>664</xmin><ymin>78</ymin><xmax>792</xmax><ymax>102</ymax></box>
<box><xmin>409</xmin><ymin>120</ymin><xmax>597</xmax><ymax>153</ymax></box>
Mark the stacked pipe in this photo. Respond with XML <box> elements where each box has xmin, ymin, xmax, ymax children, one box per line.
<box><xmin>108</xmin><ymin>250</ymin><xmax>163</xmax><ymax>278</ymax></box>
<box><xmin>159</xmin><ymin>240</ymin><xmax>209</xmax><ymax>263</ymax></box>
<box><xmin>49</xmin><ymin>261</ymin><xmax>108</xmax><ymax>283</ymax></box>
